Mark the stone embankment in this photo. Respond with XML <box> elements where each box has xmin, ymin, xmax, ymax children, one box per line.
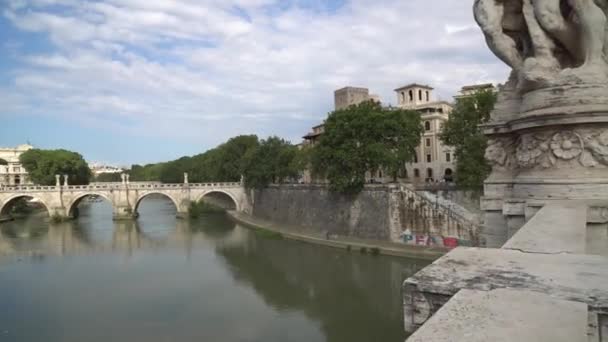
<box><xmin>228</xmin><ymin>211</ymin><xmax>446</xmax><ymax>260</ymax></box>
<box><xmin>236</xmin><ymin>183</ymin><xmax>481</xmax><ymax>258</ymax></box>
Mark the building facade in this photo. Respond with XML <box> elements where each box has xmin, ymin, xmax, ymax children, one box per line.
<box><xmin>301</xmin><ymin>83</ymin><xmax>495</xmax><ymax>184</ymax></box>
<box><xmin>395</xmin><ymin>84</ymin><xmax>455</xmax><ymax>183</ymax></box>
<box><xmin>334</xmin><ymin>86</ymin><xmax>371</xmax><ymax>110</ymax></box>
<box><xmin>0</xmin><ymin>144</ymin><xmax>34</xmax><ymax>186</ymax></box>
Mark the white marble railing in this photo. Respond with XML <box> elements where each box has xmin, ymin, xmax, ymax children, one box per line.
<box><xmin>0</xmin><ymin>182</ymin><xmax>242</xmax><ymax>192</ymax></box>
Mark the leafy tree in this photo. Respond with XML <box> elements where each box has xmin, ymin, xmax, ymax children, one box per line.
<box><xmin>242</xmin><ymin>136</ymin><xmax>300</xmax><ymax>189</ymax></box>
<box><xmin>94</xmin><ymin>172</ymin><xmax>123</xmax><ymax>182</ymax></box>
<box><xmin>440</xmin><ymin>90</ymin><xmax>497</xmax><ymax>190</ymax></box>
<box><xmin>0</xmin><ymin>158</ymin><xmax>7</xmax><ymax>165</ymax></box>
<box><xmin>19</xmin><ymin>149</ymin><xmax>91</xmax><ymax>185</ymax></box>
<box><xmin>312</xmin><ymin>101</ymin><xmax>422</xmax><ymax>194</ymax></box>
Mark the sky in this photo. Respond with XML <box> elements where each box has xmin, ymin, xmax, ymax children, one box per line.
<box><xmin>0</xmin><ymin>0</ymin><xmax>509</xmax><ymax>166</ymax></box>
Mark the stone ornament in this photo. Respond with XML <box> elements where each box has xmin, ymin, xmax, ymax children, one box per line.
<box><xmin>513</xmin><ymin>129</ymin><xmax>608</xmax><ymax>169</ymax></box>
<box><xmin>486</xmin><ymin>137</ymin><xmax>517</xmax><ymax>169</ymax></box>
<box><xmin>474</xmin><ymin>0</ymin><xmax>608</xmax><ymax>90</ymax></box>
<box><xmin>475</xmin><ymin>0</ymin><xmax>608</xmax><ymax>119</ymax></box>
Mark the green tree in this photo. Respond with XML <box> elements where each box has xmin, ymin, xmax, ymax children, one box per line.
<box><xmin>312</xmin><ymin>101</ymin><xmax>422</xmax><ymax>194</ymax></box>
<box><xmin>242</xmin><ymin>136</ymin><xmax>300</xmax><ymax>189</ymax></box>
<box><xmin>440</xmin><ymin>90</ymin><xmax>497</xmax><ymax>190</ymax></box>
<box><xmin>19</xmin><ymin>149</ymin><xmax>91</xmax><ymax>185</ymax></box>
<box><xmin>0</xmin><ymin>158</ymin><xmax>7</xmax><ymax>165</ymax></box>
<box><xmin>94</xmin><ymin>172</ymin><xmax>123</xmax><ymax>182</ymax></box>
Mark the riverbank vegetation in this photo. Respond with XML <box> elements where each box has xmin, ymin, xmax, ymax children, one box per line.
<box><xmin>440</xmin><ymin>90</ymin><xmax>496</xmax><ymax>190</ymax></box>
<box><xmin>189</xmin><ymin>201</ymin><xmax>226</xmax><ymax>218</ymax></box>
<box><xmin>19</xmin><ymin>149</ymin><xmax>91</xmax><ymax>185</ymax></box>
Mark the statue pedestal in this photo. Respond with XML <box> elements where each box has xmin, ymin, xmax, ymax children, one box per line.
<box><xmin>481</xmin><ymin>113</ymin><xmax>608</xmax><ymax>247</ymax></box>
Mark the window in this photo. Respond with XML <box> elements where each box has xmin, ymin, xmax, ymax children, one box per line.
<box><xmin>427</xmin><ymin>168</ymin><xmax>433</xmax><ymax>179</ymax></box>
<box><xmin>425</xmin><ymin>138</ymin><xmax>431</xmax><ymax>147</ymax></box>
<box><xmin>408</xmin><ymin>90</ymin><xmax>413</xmax><ymax>102</ymax></box>
<box><xmin>414</xmin><ymin>169</ymin><xmax>420</xmax><ymax>177</ymax></box>
<box><xmin>414</xmin><ymin>153</ymin><xmax>418</xmax><ymax>163</ymax></box>
<box><xmin>426</xmin><ymin>91</ymin><xmax>430</xmax><ymax>101</ymax></box>
<box><xmin>425</xmin><ymin>121</ymin><xmax>431</xmax><ymax>131</ymax></box>
<box><xmin>446</xmin><ymin>153</ymin><xmax>451</xmax><ymax>162</ymax></box>
<box><xmin>401</xmin><ymin>92</ymin><xmax>405</xmax><ymax>103</ymax></box>
<box><xmin>418</xmin><ymin>90</ymin><xmax>423</xmax><ymax>101</ymax></box>
<box><xmin>426</xmin><ymin>154</ymin><xmax>432</xmax><ymax>163</ymax></box>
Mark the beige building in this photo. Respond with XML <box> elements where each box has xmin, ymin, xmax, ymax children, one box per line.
<box><xmin>302</xmin><ymin>83</ymin><xmax>498</xmax><ymax>184</ymax></box>
<box><xmin>334</xmin><ymin>86</ymin><xmax>370</xmax><ymax>110</ymax></box>
<box><xmin>0</xmin><ymin>144</ymin><xmax>34</xmax><ymax>186</ymax></box>
<box><xmin>395</xmin><ymin>84</ymin><xmax>455</xmax><ymax>183</ymax></box>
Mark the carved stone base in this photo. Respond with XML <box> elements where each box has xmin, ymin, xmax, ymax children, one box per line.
<box><xmin>481</xmin><ymin>121</ymin><xmax>608</xmax><ymax>247</ymax></box>
<box><xmin>521</xmin><ymin>83</ymin><xmax>608</xmax><ymax>118</ymax></box>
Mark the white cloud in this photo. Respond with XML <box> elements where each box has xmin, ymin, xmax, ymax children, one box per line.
<box><xmin>2</xmin><ymin>0</ymin><xmax>509</xmax><ymax>151</ymax></box>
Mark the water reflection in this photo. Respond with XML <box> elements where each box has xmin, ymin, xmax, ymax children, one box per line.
<box><xmin>0</xmin><ymin>197</ymin><xmax>427</xmax><ymax>342</ymax></box>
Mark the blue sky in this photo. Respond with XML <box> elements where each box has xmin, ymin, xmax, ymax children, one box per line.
<box><xmin>0</xmin><ymin>0</ymin><xmax>508</xmax><ymax>166</ymax></box>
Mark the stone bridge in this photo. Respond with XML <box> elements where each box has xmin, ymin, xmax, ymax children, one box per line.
<box><xmin>0</xmin><ymin>175</ymin><xmax>249</xmax><ymax>221</ymax></box>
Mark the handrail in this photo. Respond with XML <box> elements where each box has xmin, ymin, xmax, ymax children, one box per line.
<box><xmin>0</xmin><ymin>182</ymin><xmax>243</xmax><ymax>192</ymax></box>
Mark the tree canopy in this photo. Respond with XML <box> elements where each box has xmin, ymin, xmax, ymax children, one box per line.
<box><xmin>128</xmin><ymin>135</ymin><xmax>260</xmax><ymax>184</ymax></box>
<box><xmin>0</xmin><ymin>158</ymin><xmax>7</xmax><ymax>166</ymax></box>
<box><xmin>19</xmin><ymin>149</ymin><xmax>91</xmax><ymax>185</ymax></box>
<box><xmin>312</xmin><ymin>101</ymin><xmax>422</xmax><ymax>194</ymax></box>
<box><xmin>242</xmin><ymin>136</ymin><xmax>300</xmax><ymax>189</ymax></box>
<box><xmin>440</xmin><ymin>90</ymin><xmax>497</xmax><ymax>190</ymax></box>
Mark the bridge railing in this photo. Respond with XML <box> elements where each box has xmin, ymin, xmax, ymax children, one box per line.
<box><xmin>0</xmin><ymin>182</ymin><xmax>242</xmax><ymax>192</ymax></box>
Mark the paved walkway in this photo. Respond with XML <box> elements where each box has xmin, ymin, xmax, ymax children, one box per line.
<box><xmin>228</xmin><ymin>211</ymin><xmax>447</xmax><ymax>260</ymax></box>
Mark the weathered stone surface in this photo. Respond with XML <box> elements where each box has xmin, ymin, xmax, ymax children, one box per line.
<box><xmin>403</xmin><ymin>247</ymin><xmax>608</xmax><ymax>332</ymax></box>
<box><xmin>475</xmin><ymin>0</ymin><xmax>608</xmax><ymax>246</ymax></box>
<box><xmin>502</xmin><ymin>202</ymin><xmax>587</xmax><ymax>254</ymax></box>
<box><xmin>407</xmin><ymin>288</ymin><xmax>588</xmax><ymax>342</ymax></box>
<box><xmin>251</xmin><ymin>184</ymin><xmax>480</xmax><ymax>245</ymax></box>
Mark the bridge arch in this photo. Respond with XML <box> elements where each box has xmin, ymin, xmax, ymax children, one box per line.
<box><xmin>134</xmin><ymin>192</ymin><xmax>180</xmax><ymax>215</ymax></box>
<box><xmin>0</xmin><ymin>195</ymin><xmax>50</xmax><ymax>217</ymax></box>
<box><xmin>196</xmin><ymin>190</ymin><xmax>239</xmax><ymax>211</ymax></box>
<box><xmin>66</xmin><ymin>192</ymin><xmax>114</xmax><ymax>218</ymax></box>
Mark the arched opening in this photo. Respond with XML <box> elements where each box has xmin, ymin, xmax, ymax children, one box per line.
<box><xmin>414</xmin><ymin>169</ymin><xmax>420</xmax><ymax>178</ymax></box>
<box><xmin>0</xmin><ymin>196</ymin><xmax>50</xmax><ymax>242</ymax></box>
<box><xmin>135</xmin><ymin>193</ymin><xmax>179</xmax><ymax>239</ymax></box>
<box><xmin>425</xmin><ymin>121</ymin><xmax>431</xmax><ymax>131</ymax></box>
<box><xmin>1</xmin><ymin>196</ymin><xmax>49</xmax><ymax>219</ymax></box>
<box><xmin>444</xmin><ymin>168</ymin><xmax>454</xmax><ymax>182</ymax></box>
<box><xmin>426</xmin><ymin>168</ymin><xmax>434</xmax><ymax>181</ymax></box>
<box><xmin>67</xmin><ymin>193</ymin><xmax>113</xmax><ymax>219</ymax></box>
<box><xmin>134</xmin><ymin>193</ymin><xmax>179</xmax><ymax>217</ymax></box>
<box><xmin>197</xmin><ymin>191</ymin><xmax>238</xmax><ymax>212</ymax></box>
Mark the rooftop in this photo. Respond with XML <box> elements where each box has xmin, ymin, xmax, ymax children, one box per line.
<box><xmin>394</xmin><ymin>83</ymin><xmax>434</xmax><ymax>91</ymax></box>
<box><xmin>460</xmin><ymin>83</ymin><xmax>495</xmax><ymax>91</ymax></box>
<box><xmin>334</xmin><ymin>86</ymin><xmax>369</xmax><ymax>93</ymax></box>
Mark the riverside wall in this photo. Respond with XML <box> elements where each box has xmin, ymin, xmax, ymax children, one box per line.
<box><xmin>249</xmin><ymin>184</ymin><xmax>479</xmax><ymax>248</ymax></box>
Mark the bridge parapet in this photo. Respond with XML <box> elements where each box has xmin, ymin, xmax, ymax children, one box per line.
<box><xmin>0</xmin><ymin>182</ymin><xmax>243</xmax><ymax>193</ymax></box>
<box><xmin>0</xmin><ymin>182</ymin><xmax>248</xmax><ymax>221</ymax></box>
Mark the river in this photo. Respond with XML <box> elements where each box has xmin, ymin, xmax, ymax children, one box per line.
<box><xmin>0</xmin><ymin>196</ymin><xmax>428</xmax><ymax>342</ymax></box>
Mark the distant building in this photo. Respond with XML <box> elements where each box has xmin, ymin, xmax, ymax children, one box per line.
<box><xmin>0</xmin><ymin>144</ymin><xmax>34</xmax><ymax>186</ymax></box>
<box><xmin>89</xmin><ymin>162</ymin><xmax>124</xmax><ymax>175</ymax></box>
<box><xmin>301</xmin><ymin>83</ymin><xmax>460</xmax><ymax>184</ymax></box>
<box><xmin>334</xmin><ymin>86</ymin><xmax>373</xmax><ymax>110</ymax></box>
<box><xmin>393</xmin><ymin>84</ymin><xmax>455</xmax><ymax>183</ymax></box>
<box><xmin>455</xmin><ymin>83</ymin><xmax>497</xmax><ymax>99</ymax></box>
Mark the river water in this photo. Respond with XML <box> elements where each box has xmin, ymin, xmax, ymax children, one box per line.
<box><xmin>0</xmin><ymin>196</ymin><xmax>428</xmax><ymax>342</ymax></box>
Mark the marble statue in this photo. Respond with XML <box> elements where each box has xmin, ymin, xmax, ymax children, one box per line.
<box><xmin>473</xmin><ymin>0</ymin><xmax>608</xmax><ymax>247</ymax></box>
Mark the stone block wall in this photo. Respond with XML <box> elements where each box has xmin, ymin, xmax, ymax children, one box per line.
<box><xmin>251</xmin><ymin>184</ymin><xmax>395</xmax><ymax>241</ymax></box>
<box><xmin>250</xmin><ymin>184</ymin><xmax>480</xmax><ymax>246</ymax></box>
